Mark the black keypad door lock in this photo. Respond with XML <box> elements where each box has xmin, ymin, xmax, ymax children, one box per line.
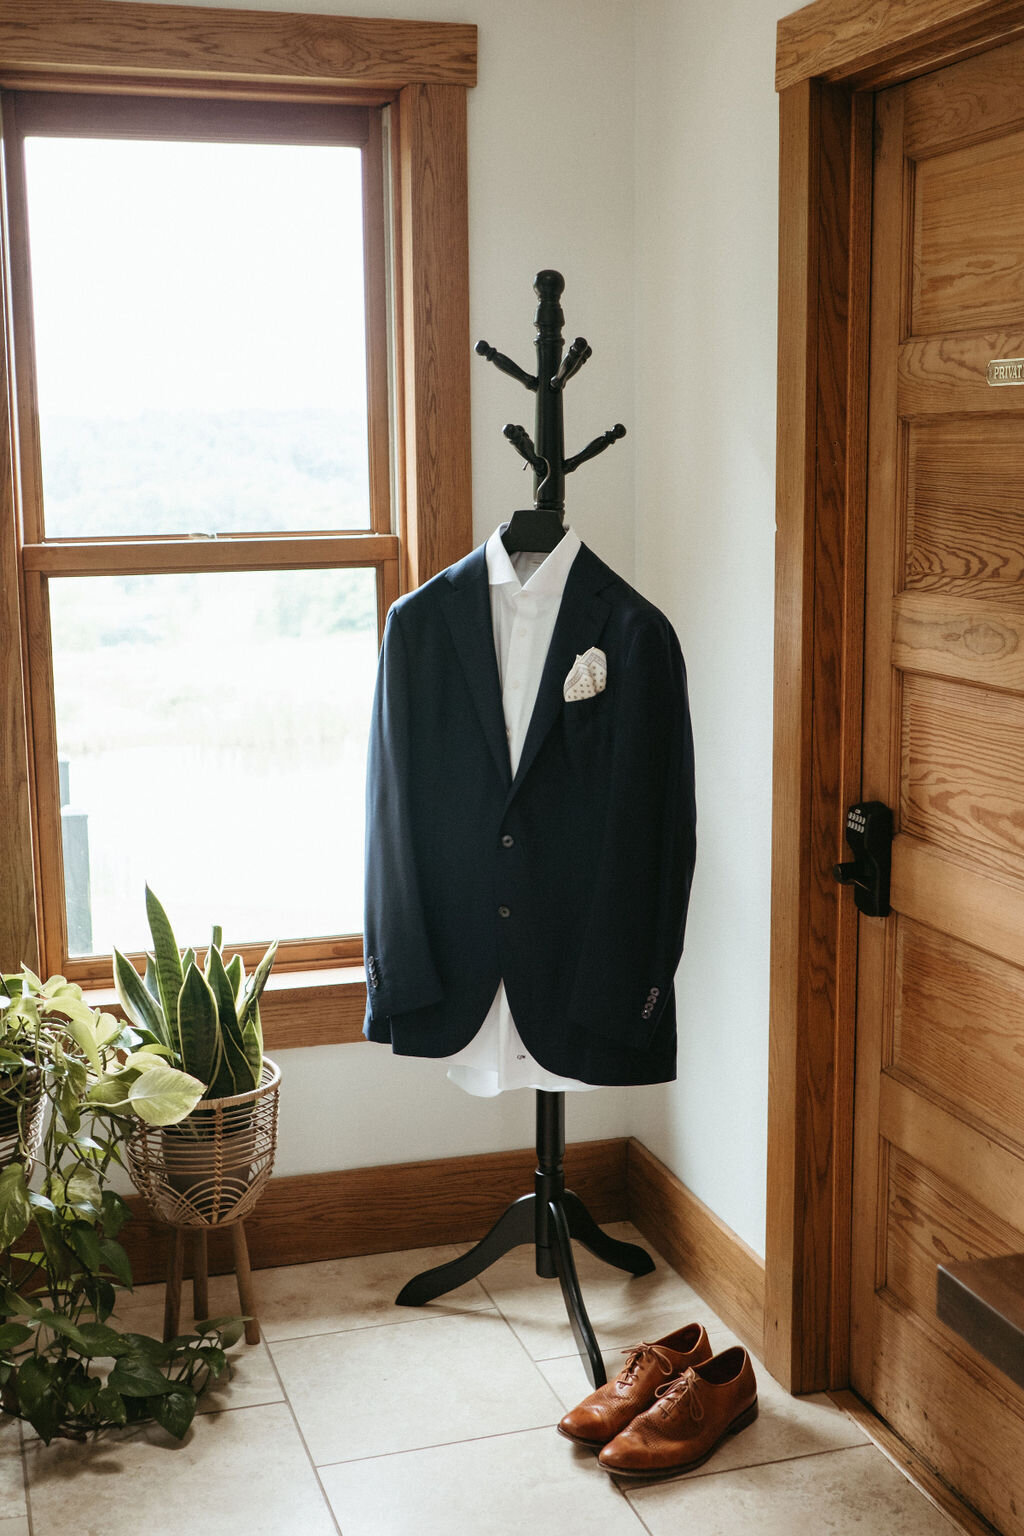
<box><xmin>833</xmin><ymin>801</ymin><xmax>893</xmax><ymax>917</ymax></box>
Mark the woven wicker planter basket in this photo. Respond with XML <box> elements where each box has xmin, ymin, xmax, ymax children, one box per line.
<box><xmin>125</xmin><ymin>1058</ymin><xmax>280</xmax><ymax>1228</ymax></box>
<box><xmin>0</xmin><ymin>1074</ymin><xmax>45</xmax><ymax>1170</ymax></box>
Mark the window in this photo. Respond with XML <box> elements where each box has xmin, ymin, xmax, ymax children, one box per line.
<box><xmin>0</xmin><ymin>4</ymin><xmax>475</xmax><ymax>1041</ymax></box>
<box><xmin>6</xmin><ymin>91</ymin><xmax>395</xmax><ymax>982</ymax></box>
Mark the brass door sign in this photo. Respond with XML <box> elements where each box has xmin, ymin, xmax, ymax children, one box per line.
<box><xmin>987</xmin><ymin>357</ymin><xmax>1024</xmax><ymax>385</ymax></box>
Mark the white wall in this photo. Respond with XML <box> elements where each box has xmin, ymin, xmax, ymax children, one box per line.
<box><xmin>107</xmin><ymin>0</ymin><xmax>787</xmax><ymax>1257</ymax></box>
<box><xmin>631</xmin><ymin>0</ymin><xmax>793</xmax><ymax>1256</ymax></box>
<box><xmin>123</xmin><ymin>0</ymin><xmax>642</xmax><ymax>1172</ymax></box>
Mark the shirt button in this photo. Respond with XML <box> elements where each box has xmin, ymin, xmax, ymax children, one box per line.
<box><xmin>511</xmin><ymin>680</ymin><xmax>521</xmax><ymax>690</ymax></box>
<box><xmin>501</xmin><ymin>834</ymin><xmax>515</xmax><ymax>848</ymax></box>
<box><xmin>498</xmin><ymin>905</ymin><xmax>511</xmax><ymax>918</ymax></box>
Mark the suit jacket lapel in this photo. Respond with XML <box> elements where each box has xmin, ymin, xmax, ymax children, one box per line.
<box><xmin>507</xmin><ymin>543</ymin><xmax>612</xmax><ymax>800</ymax></box>
<box><xmin>439</xmin><ymin>546</ymin><xmax>512</xmax><ymax>787</ymax></box>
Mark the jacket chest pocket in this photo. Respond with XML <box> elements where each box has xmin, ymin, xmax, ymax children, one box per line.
<box><xmin>564</xmin><ymin>691</ymin><xmax>608</xmax><ymax>724</ymax></box>
<box><xmin>562</xmin><ymin>689</ymin><xmax>611</xmax><ymax>774</ymax></box>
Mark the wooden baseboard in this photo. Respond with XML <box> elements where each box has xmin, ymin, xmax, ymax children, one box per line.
<box><xmin>121</xmin><ymin>1133</ymin><xmax>767</xmax><ymax>1359</ymax></box>
<box><xmin>122</xmin><ymin>1136</ymin><xmax>630</xmax><ymax>1286</ymax></box>
<box><xmin>829</xmin><ymin>1390</ymin><xmax>998</xmax><ymax>1536</ymax></box>
<box><xmin>626</xmin><ymin>1138</ymin><xmax>766</xmax><ymax>1354</ymax></box>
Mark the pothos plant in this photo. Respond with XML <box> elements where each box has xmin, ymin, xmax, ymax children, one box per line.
<box><xmin>0</xmin><ymin>967</ymin><xmax>245</xmax><ymax>1443</ymax></box>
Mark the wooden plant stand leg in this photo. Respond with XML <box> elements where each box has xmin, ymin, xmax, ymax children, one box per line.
<box><xmin>193</xmin><ymin>1229</ymin><xmax>209</xmax><ymax>1323</ymax></box>
<box><xmin>231</xmin><ymin>1221</ymin><xmax>260</xmax><ymax>1344</ymax></box>
<box><xmin>163</xmin><ymin>1228</ymin><xmax>186</xmax><ymax>1343</ymax></box>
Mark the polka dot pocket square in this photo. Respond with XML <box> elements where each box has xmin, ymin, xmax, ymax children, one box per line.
<box><xmin>563</xmin><ymin>646</ymin><xmax>608</xmax><ymax>702</ymax></box>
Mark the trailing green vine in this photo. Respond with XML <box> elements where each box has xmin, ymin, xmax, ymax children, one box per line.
<box><xmin>0</xmin><ymin>968</ymin><xmax>243</xmax><ymax>1442</ymax></box>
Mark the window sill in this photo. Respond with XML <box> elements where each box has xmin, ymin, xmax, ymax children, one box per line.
<box><xmin>83</xmin><ymin>967</ymin><xmax>368</xmax><ymax>1050</ymax></box>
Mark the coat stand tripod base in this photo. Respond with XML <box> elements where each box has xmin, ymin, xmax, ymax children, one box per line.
<box><xmin>395</xmin><ymin>1091</ymin><xmax>654</xmax><ymax>1387</ymax></box>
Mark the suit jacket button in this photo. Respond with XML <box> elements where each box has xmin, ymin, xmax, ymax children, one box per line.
<box><xmin>498</xmin><ymin>905</ymin><xmax>511</xmax><ymax>918</ymax></box>
<box><xmin>501</xmin><ymin>834</ymin><xmax>515</xmax><ymax>848</ymax></box>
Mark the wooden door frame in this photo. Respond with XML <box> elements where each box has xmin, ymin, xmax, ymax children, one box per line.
<box><xmin>767</xmin><ymin>0</ymin><xmax>1024</xmax><ymax>1394</ymax></box>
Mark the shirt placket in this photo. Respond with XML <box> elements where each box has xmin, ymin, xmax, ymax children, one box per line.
<box><xmin>503</xmin><ymin>588</ymin><xmax>534</xmax><ymax>776</ymax></box>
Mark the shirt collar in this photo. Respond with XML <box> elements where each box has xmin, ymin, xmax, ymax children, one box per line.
<box><xmin>484</xmin><ymin>522</ymin><xmax>582</xmax><ymax>598</ymax></box>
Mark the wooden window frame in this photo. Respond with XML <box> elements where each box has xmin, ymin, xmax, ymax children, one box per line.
<box><xmin>0</xmin><ymin>0</ymin><xmax>476</xmax><ymax>1049</ymax></box>
<box><xmin>5</xmin><ymin>89</ymin><xmax>394</xmax><ymax>550</ymax></box>
<box><xmin>768</xmin><ymin>0</ymin><xmax>1024</xmax><ymax>1394</ymax></box>
<box><xmin>5</xmin><ymin>87</ymin><xmax>394</xmax><ymax>985</ymax></box>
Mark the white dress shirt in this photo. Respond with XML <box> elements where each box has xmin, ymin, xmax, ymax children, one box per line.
<box><xmin>444</xmin><ymin>523</ymin><xmax>597</xmax><ymax>1098</ymax></box>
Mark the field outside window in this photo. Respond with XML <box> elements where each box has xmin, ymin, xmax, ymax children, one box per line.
<box><xmin>5</xmin><ymin>93</ymin><xmax>393</xmax><ymax>977</ymax></box>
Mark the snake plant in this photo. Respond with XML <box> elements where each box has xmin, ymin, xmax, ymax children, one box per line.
<box><xmin>113</xmin><ymin>888</ymin><xmax>277</xmax><ymax>1101</ymax></box>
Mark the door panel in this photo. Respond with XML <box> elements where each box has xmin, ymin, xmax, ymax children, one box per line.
<box><xmin>912</xmin><ymin>131</ymin><xmax>1024</xmax><ymax>334</ymax></box>
<box><xmin>901</xmin><ymin>673</ymin><xmax>1024</xmax><ymax>879</ymax></box>
<box><xmin>852</xmin><ymin>32</ymin><xmax>1024</xmax><ymax>1535</ymax></box>
<box><xmin>877</xmin><ymin>1075</ymin><xmax>1024</xmax><ymax>1232</ymax></box>
<box><xmin>899</xmin><ymin>328</ymin><xmax>1024</xmax><ymax>416</ymax></box>
<box><xmin>892</xmin><ymin>834</ymin><xmax>1024</xmax><ymax>968</ymax></box>
<box><xmin>893</xmin><ymin>918</ymin><xmax>1024</xmax><ymax>1146</ymax></box>
<box><xmin>871</xmin><ymin>1301</ymin><xmax>1024</xmax><ymax>1511</ymax></box>
<box><xmin>906</xmin><ymin>415</ymin><xmax>1024</xmax><ymax>597</ymax></box>
<box><xmin>885</xmin><ymin>1146</ymin><xmax>1024</xmax><ymax>1319</ymax></box>
<box><xmin>893</xmin><ymin>593</ymin><xmax>1024</xmax><ymax>691</ymax></box>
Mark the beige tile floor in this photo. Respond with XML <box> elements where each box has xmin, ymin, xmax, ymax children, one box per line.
<box><xmin>1</xmin><ymin>1223</ymin><xmax>966</xmax><ymax>1536</ymax></box>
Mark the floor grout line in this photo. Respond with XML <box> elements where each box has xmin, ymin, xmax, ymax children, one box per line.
<box><xmin>459</xmin><ymin>1256</ymin><xmax>584</xmax><ymax>1376</ymax></box>
<box><xmin>613</xmin><ymin>1437</ymin><xmax>882</xmax><ymax>1498</ymax></box>
<box><xmin>313</xmin><ymin>1419</ymin><xmax>574</xmax><ymax>1471</ymax></box>
<box><xmin>287</xmin><ymin>1310</ymin><xmax>572</xmax><ymax>1475</ymax></box>
<box><xmin>620</xmin><ymin>1489</ymin><xmax>658</xmax><ymax>1536</ymax></box>
<box><xmin>16</xmin><ymin>1421</ymin><xmax>33</xmax><ymax>1536</ymax></box>
<box><xmin>260</xmin><ymin>1335</ymin><xmax>344</xmax><ymax>1536</ymax></box>
<box><xmin>258</xmin><ymin>1303</ymin><xmax>500</xmax><ymax>1347</ymax></box>
<box><xmin>470</xmin><ymin>1260</ymin><xmax>640</xmax><ymax>1375</ymax></box>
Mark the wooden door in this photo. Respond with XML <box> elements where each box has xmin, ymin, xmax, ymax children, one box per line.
<box><xmin>852</xmin><ymin>36</ymin><xmax>1024</xmax><ymax>1534</ymax></box>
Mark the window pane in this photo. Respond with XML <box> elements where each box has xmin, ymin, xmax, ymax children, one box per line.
<box><xmin>24</xmin><ymin>137</ymin><xmax>371</xmax><ymax>537</ymax></box>
<box><xmin>49</xmin><ymin>568</ymin><xmax>378</xmax><ymax>955</ymax></box>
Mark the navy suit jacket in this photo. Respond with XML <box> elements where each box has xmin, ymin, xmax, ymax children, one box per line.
<box><xmin>363</xmin><ymin>539</ymin><xmax>696</xmax><ymax>1086</ymax></box>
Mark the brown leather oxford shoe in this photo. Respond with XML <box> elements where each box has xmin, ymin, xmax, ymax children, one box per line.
<box><xmin>557</xmin><ymin>1324</ymin><xmax>712</xmax><ymax>1448</ymax></box>
<box><xmin>597</xmin><ymin>1344</ymin><xmax>757</xmax><ymax>1477</ymax></box>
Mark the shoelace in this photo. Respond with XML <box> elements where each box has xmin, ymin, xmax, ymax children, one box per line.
<box><xmin>618</xmin><ymin>1342</ymin><xmax>677</xmax><ymax>1384</ymax></box>
<box><xmin>654</xmin><ymin>1367</ymin><xmax>705</xmax><ymax>1422</ymax></box>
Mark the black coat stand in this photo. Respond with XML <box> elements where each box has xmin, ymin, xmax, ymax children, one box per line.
<box><xmin>395</xmin><ymin>272</ymin><xmax>653</xmax><ymax>1388</ymax></box>
<box><xmin>397</xmin><ymin>1091</ymin><xmax>654</xmax><ymax>1384</ymax></box>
